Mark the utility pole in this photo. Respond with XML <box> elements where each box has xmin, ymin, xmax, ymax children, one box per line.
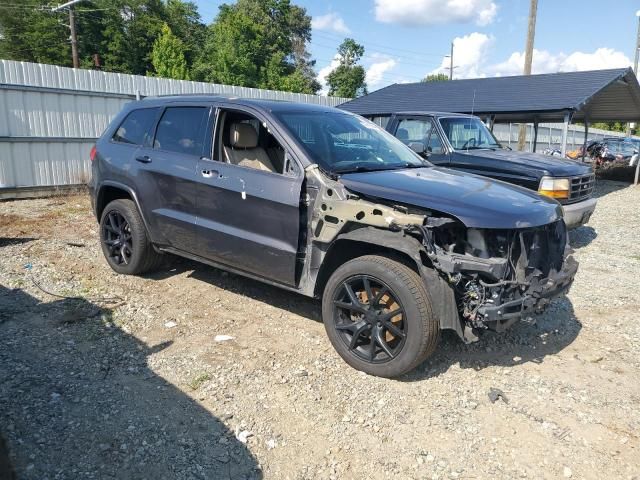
<box><xmin>449</xmin><ymin>42</ymin><xmax>454</xmax><ymax>80</ymax></box>
<box><xmin>51</xmin><ymin>0</ymin><xmax>86</xmax><ymax>69</ymax></box>
<box><xmin>628</xmin><ymin>10</ymin><xmax>640</xmax><ymax>137</ymax></box>
<box><xmin>635</xmin><ymin>11</ymin><xmax>640</xmax><ymax>75</ymax></box>
<box><xmin>69</xmin><ymin>6</ymin><xmax>79</xmax><ymax>68</ymax></box>
<box><xmin>517</xmin><ymin>0</ymin><xmax>538</xmax><ymax>151</ymax></box>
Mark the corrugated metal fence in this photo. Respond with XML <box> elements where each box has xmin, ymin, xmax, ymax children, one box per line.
<box><xmin>0</xmin><ymin>60</ymin><xmax>637</xmax><ymax>194</ymax></box>
<box><xmin>0</xmin><ymin>60</ymin><xmax>350</xmax><ymax>192</ymax></box>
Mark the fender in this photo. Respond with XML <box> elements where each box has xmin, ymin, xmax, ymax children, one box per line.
<box><xmin>96</xmin><ymin>180</ymin><xmax>153</xmax><ymax>238</ymax></box>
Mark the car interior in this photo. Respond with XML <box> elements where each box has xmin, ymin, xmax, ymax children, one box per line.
<box><xmin>216</xmin><ymin>110</ymin><xmax>286</xmax><ymax>174</ymax></box>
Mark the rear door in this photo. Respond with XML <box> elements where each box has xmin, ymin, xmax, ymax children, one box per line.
<box><xmin>193</xmin><ymin>104</ymin><xmax>304</xmax><ymax>286</ymax></box>
<box><xmin>388</xmin><ymin>115</ymin><xmax>450</xmax><ymax>165</ymax></box>
<box><xmin>134</xmin><ymin>103</ymin><xmax>211</xmax><ymax>251</ymax></box>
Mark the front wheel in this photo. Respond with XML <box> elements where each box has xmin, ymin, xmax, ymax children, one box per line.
<box><xmin>322</xmin><ymin>255</ymin><xmax>439</xmax><ymax>378</ymax></box>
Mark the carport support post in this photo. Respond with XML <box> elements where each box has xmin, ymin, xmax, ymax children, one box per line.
<box><xmin>560</xmin><ymin>111</ymin><xmax>572</xmax><ymax>157</ymax></box>
<box><xmin>582</xmin><ymin>120</ymin><xmax>589</xmax><ymax>162</ymax></box>
<box><xmin>532</xmin><ymin>120</ymin><xmax>539</xmax><ymax>152</ymax></box>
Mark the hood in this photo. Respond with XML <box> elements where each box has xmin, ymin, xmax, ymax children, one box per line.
<box><xmin>459</xmin><ymin>148</ymin><xmax>593</xmax><ymax>176</ymax></box>
<box><xmin>339</xmin><ymin>167</ymin><xmax>563</xmax><ymax>229</ymax></box>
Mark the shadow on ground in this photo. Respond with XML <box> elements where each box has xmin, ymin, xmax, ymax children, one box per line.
<box><xmin>0</xmin><ymin>237</ymin><xmax>37</xmax><ymax>248</ymax></box>
<box><xmin>0</xmin><ymin>284</ymin><xmax>261</xmax><ymax>479</ymax></box>
<box><xmin>406</xmin><ymin>297</ymin><xmax>581</xmax><ymax>382</ymax></box>
<box><xmin>147</xmin><ymin>258</ymin><xmax>581</xmax><ymax>383</ymax></box>
<box><xmin>592</xmin><ymin>178</ymin><xmax>632</xmax><ymax>198</ymax></box>
<box><xmin>569</xmin><ymin>225</ymin><xmax>597</xmax><ymax>249</ymax></box>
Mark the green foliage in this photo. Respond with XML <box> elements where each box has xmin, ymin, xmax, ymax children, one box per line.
<box><xmin>0</xmin><ymin>0</ymin><xmax>320</xmax><ymax>94</ymax></box>
<box><xmin>422</xmin><ymin>73</ymin><xmax>449</xmax><ymax>82</ymax></box>
<box><xmin>192</xmin><ymin>0</ymin><xmax>319</xmax><ymax>93</ymax></box>
<box><xmin>0</xmin><ymin>0</ymin><xmax>71</xmax><ymax>66</ymax></box>
<box><xmin>590</xmin><ymin>122</ymin><xmax>627</xmax><ymax>133</ymax></box>
<box><xmin>164</xmin><ymin>0</ymin><xmax>206</xmax><ymax>67</ymax></box>
<box><xmin>150</xmin><ymin>23</ymin><xmax>190</xmax><ymax>80</ymax></box>
<box><xmin>326</xmin><ymin>38</ymin><xmax>367</xmax><ymax>98</ymax></box>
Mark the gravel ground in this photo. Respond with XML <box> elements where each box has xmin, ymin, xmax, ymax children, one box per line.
<box><xmin>0</xmin><ymin>180</ymin><xmax>639</xmax><ymax>480</ymax></box>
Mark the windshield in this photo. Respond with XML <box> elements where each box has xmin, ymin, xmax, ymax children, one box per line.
<box><xmin>274</xmin><ymin>111</ymin><xmax>429</xmax><ymax>174</ymax></box>
<box><xmin>439</xmin><ymin>117</ymin><xmax>502</xmax><ymax>150</ymax></box>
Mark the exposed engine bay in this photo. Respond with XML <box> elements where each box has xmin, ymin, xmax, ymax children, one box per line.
<box><xmin>305</xmin><ymin>166</ymin><xmax>578</xmax><ymax>342</ymax></box>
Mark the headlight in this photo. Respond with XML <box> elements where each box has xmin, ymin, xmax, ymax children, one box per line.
<box><xmin>538</xmin><ymin>176</ymin><xmax>570</xmax><ymax>199</ymax></box>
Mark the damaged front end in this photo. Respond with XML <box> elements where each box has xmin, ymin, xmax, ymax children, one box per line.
<box><xmin>418</xmin><ymin>218</ymin><xmax>577</xmax><ymax>340</ymax></box>
<box><xmin>305</xmin><ymin>165</ymin><xmax>577</xmax><ymax>344</ymax></box>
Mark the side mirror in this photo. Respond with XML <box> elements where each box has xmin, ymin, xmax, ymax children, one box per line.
<box><xmin>408</xmin><ymin>141</ymin><xmax>426</xmax><ymax>154</ymax></box>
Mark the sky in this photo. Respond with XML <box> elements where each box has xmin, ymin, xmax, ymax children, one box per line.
<box><xmin>194</xmin><ymin>0</ymin><xmax>640</xmax><ymax>94</ymax></box>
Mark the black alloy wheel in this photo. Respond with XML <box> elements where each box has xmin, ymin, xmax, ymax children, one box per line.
<box><xmin>333</xmin><ymin>275</ymin><xmax>407</xmax><ymax>363</ymax></box>
<box><xmin>102</xmin><ymin>210</ymin><xmax>133</xmax><ymax>266</ymax></box>
<box><xmin>322</xmin><ymin>255</ymin><xmax>439</xmax><ymax>378</ymax></box>
<box><xmin>99</xmin><ymin>199</ymin><xmax>163</xmax><ymax>275</ymax></box>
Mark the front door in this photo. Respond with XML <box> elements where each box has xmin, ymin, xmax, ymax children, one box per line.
<box><xmin>390</xmin><ymin>116</ymin><xmax>450</xmax><ymax>165</ymax></box>
<box><xmin>194</xmin><ymin>106</ymin><xmax>303</xmax><ymax>286</ymax></box>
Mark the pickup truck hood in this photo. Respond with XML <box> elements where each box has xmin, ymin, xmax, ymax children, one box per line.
<box><xmin>339</xmin><ymin>167</ymin><xmax>563</xmax><ymax>229</ymax></box>
<box><xmin>458</xmin><ymin>148</ymin><xmax>593</xmax><ymax>176</ymax></box>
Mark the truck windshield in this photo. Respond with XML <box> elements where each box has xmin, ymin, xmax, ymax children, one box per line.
<box><xmin>274</xmin><ymin>111</ymin><xmax>429</xmax><ymax>174</ymax></box>
<box><xmin>439</xmin><ymin>117</ymin><xmax>502</xmax><ymax>150</ymax></box>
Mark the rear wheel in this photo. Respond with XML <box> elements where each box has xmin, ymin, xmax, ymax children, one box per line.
<box><xmin>322</xmin><ymin>255</ymin><xmax>439</xmax><ymax>378</ymax></box>
<box><xmin>99</xmin><ymin>199</ymin><xmax>163</xmax><ymax>275</ymax></box>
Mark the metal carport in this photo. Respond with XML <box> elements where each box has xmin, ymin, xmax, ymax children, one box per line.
<box><xmin>339</xmin><ymin>68</ymin><xmax>640</xmax><ymax>156</ymax></box>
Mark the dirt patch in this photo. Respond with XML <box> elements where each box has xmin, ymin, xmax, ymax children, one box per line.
<box><xmin>1</xmin><ymin>183</ymin><xmax>639</xmax><ymax>479</ymax></box>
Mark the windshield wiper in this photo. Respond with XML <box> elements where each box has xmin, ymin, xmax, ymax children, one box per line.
<box><xmin>334</xmin><ymin>163</ymin><xmax>424</xmax><ymax>174</ymax></box>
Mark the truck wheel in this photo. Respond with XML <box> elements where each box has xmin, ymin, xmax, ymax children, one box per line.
<box><xmin>322</xmin><ymin>255</ymin><xmax>439</xmax><ymax>378</ymax></box>
<box><xmin>99</xmin><ymin>199</ymin><xmax>163</xmax><ymax>275</ymax></box>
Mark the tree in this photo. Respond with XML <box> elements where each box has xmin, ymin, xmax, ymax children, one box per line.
<box><xmin>0</xmin><ymin>0</ymin><xmax>71</xmax><ymax>66</ymax></box>
<box><xmin>326</xmin><ymin>38</ymin><xmax>367</xmax><ymax>98</ymax></box>
<box><xmin>422</xmin><ymin>73</ymin><xmax>449</xmax><ymax>82</ymax></box>
<box><xmin>150</xmin><ymin>23</ymin><xmax>190</xmax><ymax>79</ymax></box>
<box><xmin>0</xmin><ymin>0</ymin><xmax>206</xmax><ymax>76</ymax></box>
<box><xmin>164</xmin><ymin>0</ymin><xmax>206</xmax><ymax>67</ymax></box>
<box><xmin>192</xmin><ymin>0</ymin><xmax>319</xmax><ymax>93</ymax></box>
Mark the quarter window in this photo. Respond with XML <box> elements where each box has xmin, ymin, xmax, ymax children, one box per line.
<box><xmin>154</xmin><ymin>107</ymin><xmax>209</xmax><ymax>155</ymax></box>
<box><xmin>112</xmin><ymin>108</ymin><xmax>158</xmax><ymax>145</ymax></box>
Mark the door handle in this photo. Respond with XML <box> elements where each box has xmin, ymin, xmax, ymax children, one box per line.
<box><xmin>201</xmin><ymin>169</ymin><xmax>219</xmax><ymax>178</ymax></box>
<box><xmin>135</xmin><ymin>155</ymin><xmax>152</xmax><ymax>163</ymax></box>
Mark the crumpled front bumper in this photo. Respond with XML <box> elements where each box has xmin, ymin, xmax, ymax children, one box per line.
<box><xmin>477</xmin><ymin>255</ymin><xmax>578</xmax><ymax>331</ymax></box>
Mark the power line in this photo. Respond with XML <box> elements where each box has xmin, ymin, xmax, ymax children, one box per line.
<box><xmin>312</xmin><ymin>29</ymin><xmax>447</xmax><ymax>59</ymax></box>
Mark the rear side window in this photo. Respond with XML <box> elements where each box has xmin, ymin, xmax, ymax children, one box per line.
<box><xmin>154</xmin><ymin>107</ymin><xmax>209</xmax><ymax>156</ymax></box>
<box><xmin>112</xmin><ymin>108</ymin><xmax>158</xmax><ymax>145</ymax></box>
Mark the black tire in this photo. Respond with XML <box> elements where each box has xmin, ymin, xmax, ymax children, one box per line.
<box><xmin>99</xmin><ymin>199</ymin><xmax>163</xmax><ymax>275</ymax></box>
<box><xmin>322</xmin><ymin>255</ymin><xmax>439</xmax><ymax>378</ymax></box>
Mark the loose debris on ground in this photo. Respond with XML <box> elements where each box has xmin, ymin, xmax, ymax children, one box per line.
<box><xmin>0</xmin><ymin>180</ymin><xmax>639</xmax><ymax>479</ymax></box>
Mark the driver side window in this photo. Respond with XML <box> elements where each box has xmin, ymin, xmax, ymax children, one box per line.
<box><xmin>214</xmin><ymin>109</ymin><xmax>298</xmax><ymax>176</ymax></box>
<box><xmin>396</xmin><ymin>118</ymin><xmax>443</xmax><ymax>154</ymax></box>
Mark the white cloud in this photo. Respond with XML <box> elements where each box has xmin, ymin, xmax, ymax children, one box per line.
<box><xmin>375</xmin><ymin>0</ymin><xmax>497</xmax><ymax>26</ymax></box>
<box><xmin>366</xmin><ymin>54</ymin><xmax>398</xmax><ymax>88</ymax></box>
<box><xmin>430</xmin><ymin>32</ymin><xmax>494</xmax><ymax>79</ymax></box>
<box><xmin>429</xmin><ymin>34</ymin><xmax>632</xmax><ymax>80</ymax></box>
<box><xmin>312</xmin><ymin>12</ymin><xmax>351</xmax><ymax>34</ymax></box>
<box><xmin>487</xmin><ymin>47</ymin><xmax>632</xmax><ymax>77</ymax></box>
<box><xmin>317</xmin><ymin>54</ymin><xmax>342</xmax><ymax>95</ymax></box>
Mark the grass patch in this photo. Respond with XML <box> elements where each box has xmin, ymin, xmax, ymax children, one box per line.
<box><xmin>188</xmin><ymin>372</ymin><xmax>212</xmax><ymax>391</ymax></box>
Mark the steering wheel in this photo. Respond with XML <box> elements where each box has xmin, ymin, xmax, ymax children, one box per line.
<box><xmin>460</xmin><ymin>137</ymin><xmax>477</xmax><ymax>149</ymax></box>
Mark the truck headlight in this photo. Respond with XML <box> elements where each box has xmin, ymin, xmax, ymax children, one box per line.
<box><xmin>538</xmin><ymin>177</ymin><xmax>570</xmax><ymax>199</ymax></box>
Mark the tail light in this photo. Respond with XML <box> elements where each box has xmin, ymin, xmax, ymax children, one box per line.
<box><xmin>90</xmin><ymin>145</ymin><xmax>97</xmax><ymax>162</ymax></box>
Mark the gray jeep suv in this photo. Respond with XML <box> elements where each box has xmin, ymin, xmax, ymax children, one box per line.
<box><xmin>90</xmin><ymin>96</ymin><xmax>577</xmax><ymax>378</ymax></box>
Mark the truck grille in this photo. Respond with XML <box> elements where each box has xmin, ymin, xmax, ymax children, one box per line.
<box><xmin>566</xmin><ymin>174</ymin><xmax>595</xmax><ymax>204</ymax></box>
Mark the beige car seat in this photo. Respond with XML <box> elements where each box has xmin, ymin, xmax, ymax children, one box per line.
<box><xmin>224</xmin><ymin>123</ymin><xmax>276</xmax><ymax>172</ymax></box>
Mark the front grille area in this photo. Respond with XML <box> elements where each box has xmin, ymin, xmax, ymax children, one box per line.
<box><xmin>518</xmin><ymin>220</ymin><xmax>566</xmax><ymax>277</ymax></box>
<box><xmin>565</xmin><ymin>174</ymin><xmax>595</xmax><ymax>204</ymax></box>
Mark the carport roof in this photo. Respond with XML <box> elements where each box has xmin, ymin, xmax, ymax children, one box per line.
<box><xmin>339</xmin><ymin>68</ymin><xmax>640</xmax><ymax>123</ymax></box>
